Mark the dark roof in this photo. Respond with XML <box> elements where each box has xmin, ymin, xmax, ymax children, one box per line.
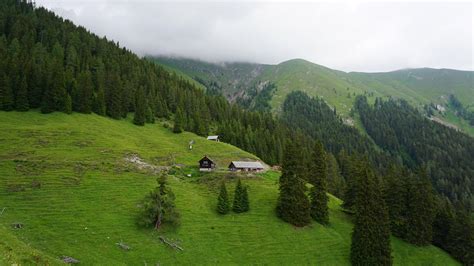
<box><xmin>199</xmin><ymin>156</ymin><xmax>215</xmax><ymax>163</ymax></box>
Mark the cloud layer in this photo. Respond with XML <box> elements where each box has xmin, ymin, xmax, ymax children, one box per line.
<box><xmin>36</xmin><ymin>1</ymin><xmax>473</xmax><ymax>72</ymax></box>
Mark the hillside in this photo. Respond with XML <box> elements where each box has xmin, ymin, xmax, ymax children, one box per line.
<box><xmin>0</xmin><ymin>111</ymin><xmax>459</xmax><ymax>265</ymax></box>
<box><xmin>153</xmin><ymin>57</ymin><xmax>474</xmax><ymax>134</ymax></box>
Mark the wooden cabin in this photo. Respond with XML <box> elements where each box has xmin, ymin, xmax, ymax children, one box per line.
<box><xmin>228</xmin><ymin>161</ymin><xmax>264</xmax><ymax>172</ymax></box>
<box><xmin>207</xmin><ymin>135</ymin><xmax>220</xmax><ymax>142</ymax></box>
<box><xmin>199</xmin><ymin>156</ymin><xmax>216</xmax><ymax>171</ymax></box>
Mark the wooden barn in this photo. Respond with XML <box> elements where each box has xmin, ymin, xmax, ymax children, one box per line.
<box><xmin>199</xmin><ymin>156</ymin><xmax>216</xmax><ymax>171</ymax></box>
<box><xmin>228</xmin><ymin>161</ymin><xmax>264</xmax><ymax>172</ymax></box>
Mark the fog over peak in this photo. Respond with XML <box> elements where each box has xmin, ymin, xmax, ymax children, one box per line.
<box><xmin>36</xmin><ymin>1</ymin><xmax>473</xmax><ymax>72</ymax></box>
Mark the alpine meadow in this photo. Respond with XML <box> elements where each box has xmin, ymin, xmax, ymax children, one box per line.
<box><xmin>0</xmin><ymin>0</ymin><xmax>473</xmax><ymax>265</ymax></box>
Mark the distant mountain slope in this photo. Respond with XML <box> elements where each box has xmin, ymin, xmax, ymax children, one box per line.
<box><xmin>150</xmin><ymin>57</ymin><xmax>267</xmax><ymax>100</ymax></box>
<box><xmin>153</xmin><ymin>57</ymin><xmax>474</xmax><ymax>133</ymax></box>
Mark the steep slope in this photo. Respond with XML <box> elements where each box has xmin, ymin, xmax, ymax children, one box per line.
<box><xmin>0</xmin><ymin>111</ymin><xmax>458</xmax><ymax>265</ymax></box>
<box><xmin>150</xmin><ymin>57</ymin><xmax>267</xmax><ymax>100</ymax></box>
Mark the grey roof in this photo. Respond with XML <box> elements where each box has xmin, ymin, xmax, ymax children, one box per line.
<box><xmin>230</xmin><ymin>161</ymin><xmax>264</xmax><ymax>169</ymax></box>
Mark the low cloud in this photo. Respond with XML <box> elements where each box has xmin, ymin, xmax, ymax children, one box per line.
<box><xmin>36</xmin><ymin>1</ymin><xmax>473</xmax><ymax>72</ymax></box>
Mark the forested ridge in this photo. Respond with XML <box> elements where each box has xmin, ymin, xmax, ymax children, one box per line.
<box><xmin>355</xmin><ymin>96</ymin><xmax>474</xmax><ymax>211</ymax></box>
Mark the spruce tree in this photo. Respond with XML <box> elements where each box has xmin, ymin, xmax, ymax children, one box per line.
<box><xmin>405</xmin><ymin>168</ymin><xmax>435</xmax><ymax>246</ymax></box>
<box><xmin>173</xmin><ymin>107</ymin><xmax>184</xmax><ymax>133</ymax></box>
<box><xmin>133</xmin><ymin>86</ymin><xmax>146</xmax><ymax>126</ymax></box>
<box><xmin>326</xmin><ymin>153</ymin><xmax>345</xmax><ymax>198</ymax></box>
<box><xmin>105</xmin><ymin>70</ymin><xmax>122</xmax><ymax>119</ymax></box>
<box><xmin>447</xmin><ymin>210</ymin><xmax>474</xmax><ymax>265</ymax></box>
<box><xmin>277</xmin><ymin>140</ymin><xmax>311</xmax><ymax>227</ymax></box>
<box><xmin>342</xmin><ymin>154</ymin><xmax>362</xmax><ymax>211</ymax></box>
<box><xmin>350</xmin><ymin>161</ymin><xmax>392</xmax><ymax>266</ymax></box>
<box><xmin>432</xmin><ymin>199</ymin><xmax>455</xmax><ymax>250</ymax></box>
<box><xmin>64</xmin><ymin>93</ymin><xmax>72</xmax><ymax>114</ymax></box>
<box><xmin>15</xmin><ymin>75</ymin><xmax>29</xmax><ymax>111</ymax></box>
<box><xmin>138</xmin><ymin>171</ymin><xmax>180</xmax><ymax>229</ymax></box>
<box><xmin>76</xmin><ymin>71</ymin><xmax>93</xmax><ymax>113</ymax></box>
<box><xmin>232</xmin><ymin>179</ymin><xmax>245</xmax><ymax>213</ymax></box>
<box><xmin>308</xmin><ymin>140</ymin><xmax>329</xmax><ymax>225</ymax></box>
<box><xmin>217</xmin><ymin>181</ymin><xmax>230</xmax><ymax>214</ymax></box>
<box><xmin>93</xmin><ymin>88</ymin><xmax>106</xmax><ymax>116</ymax></box>
<box><xmin>383</xmin><ymin>165</ymin><xmax>408</xmax><ymax>237</ymax></box>
<box><xmin>146</xmin><ymin>106</ymin><xmax>155</xmax><ymax>123</ymax></box>
<box><xmin>0</xmin><ymin>74</ymin><xmax>14</xmax><ymax>111</ymax></box>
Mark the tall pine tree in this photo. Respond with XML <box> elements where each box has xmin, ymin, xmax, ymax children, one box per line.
<box><xmin>217</xmin><ymin>181</ymin><xmax>230</xmax><ymax>214</ymax></box>
<box><xmin>233</xmin><ymin>179</ymin><xmax>246</xmax><ymax>213</ymax></box>
<box><xmin>308</xmin><ymin>140</ymin><xmax>329</xmax><ymax>225</ymax></box>
<box><xmin>350</xmin><ymin>161</ymin><xmax>392</xmax><ymax>266</ymax></box>
<box><xmin>173</xmin><ymin>107</ymin><xmax>184</xmax><ymax>133</ymax></box>
<box><xmin>404</xmin><ymin>167</ymin><xmax>435</xmax><ymax>246</ymax></box>
<box><xmin>0</xmin><ymin>73</ymin><xmax>14</xmax><ymax>111</ymax></box>
<box><xmin>15</xmin><ymin>75</ymin><xmax>29</xmax><ymax>111</ymax></box>
<box><xmin>447</xmin><ymin>210</ymin><xmax>474</xmax><ymax>265</ymax></box>
<box><xmin>383</xmin><ymin>165</ymin><xmax>408</xmax><ymax>237</ymax></box>
<box><xmin>133</xmin><ymin>86</ymin><xmax>146</xmax><ymax>126</ymax></box>
<box><xmin>277</xmin><ymin>140</ymin><xmax>311</xmax><ymax>227</ymax></box>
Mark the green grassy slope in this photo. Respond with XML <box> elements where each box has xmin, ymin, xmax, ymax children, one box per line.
<box><xmin>154</xmin><ymin>57</ymin><xmax>473</xmax><ymax>135</ymax></box>
<box><xmin>0</xmin><ymin>111</ymin><xmax>458</xmax><ymax>264</ymax></box>
<box><xmin>261</xmin><ymin>59</ymin><xmax>367</xmax><ymax>114</ymax></box>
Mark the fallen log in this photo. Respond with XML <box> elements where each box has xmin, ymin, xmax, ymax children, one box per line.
<box><xmin>158</xmin><ymin>236</ymin><xmax>183</xmax><ymax>251</ymax></box>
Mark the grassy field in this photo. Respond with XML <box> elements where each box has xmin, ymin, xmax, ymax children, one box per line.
<box><xmin>0</xmin><ymin>111</ymin><xmax>459</xmax><ymax>265</ymax></box>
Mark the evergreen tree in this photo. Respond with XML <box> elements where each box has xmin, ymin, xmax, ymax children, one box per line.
<box><xmin>0</xmin><ymin>74</ymin><xmax>14</xmax><ymax>111</ymax></box>
<box><xmin>342</xmin><ymin>154</ymin><xmax>362</xmax><ymax>211</ymax></box>
<box><xmin>133</xmin><ymin>86</ymin><xmax>146</xmax><ymax>126</ymax></box>
<box><xmin>277</xmin><ymin>140</ymin><xmax>311</xmax><ymax>227</ymax></box>
<box><xmin>138</xmin><ymin>171</ymin><xmax>180</xmax><ymax>229</ymax></box>
<box><xmin>308</xmin><ymin>140</ymin><xmax>329</xmax><ymax>225</ymax></box>
<box><xmin>350</xmin><ymin>161</ymin><xmax>392</xmax><ymax>266</ymax></box>
<box><xmin>93</xmin><ymin>87</ymin><xmax>106</xmax><ymax>116</ymax></box>
<box><xmin>146</xmin><ymin>105</ymin><xmax>155</xmax><ymax>123</ymax></box>
<box><xmin>76</xmin><ymin>71</ymin><xmax>93</xmax><ymax>113</ymax></box>
<box><xmin>233</xmin><ymin>179</ymin><xmax>245</xmax><ymax>213</ymax></box>
<box><xmin>404</xmin><ymin>168</ymin><xmax>435</xmax><ymax>246</ymax></box>
<box><xmin>432</xmin><ymin>199</ymin><xmax>455</xmax><ymax>250</ymax></box>
<box><xmin>42</xmin><ymin>56</ymin><xmax>66</xmax><ymax>113</ymax></box>
<box><xmin>447</xmin><ymin>210</ymin><xmax>474</xmax><ymax>265</ymax></box>
<box><xmin>105</xmin><ymin>70</ymin><xmax>122</xmax><ymax>119</ymax></box>
<box><xmin>217</xmin><ymin>181</ymin><xmax>230</xmax><ymax>214</ymax></box>
<box><xmin>383</xmin><ymin>165</ymin><xmax>408</xmax><ymax>237</ymax></box>
<box><xmin>173</xmin><ymin>107</ymin><xmax>184</xmax><ymax>133</ymax></box>
<box><xmin>64</xmin><ymin>93</ymin><xmax>72</xmax><ymax>114</ymax></box>
<box><xmin>15</xmin><ymin>75</ymin><xmax>29</xmax><ymax>111</ymax></box>
<box><xmin>326</xmin><ymin>152</ymin><xmax>345</xmax><ymax>198</ymax></box>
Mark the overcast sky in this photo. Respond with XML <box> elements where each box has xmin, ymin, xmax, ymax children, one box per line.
<box><xmin>35</xmin><ymin>0</ymin><xmax>473</xmax><ymax>72</ymax></box>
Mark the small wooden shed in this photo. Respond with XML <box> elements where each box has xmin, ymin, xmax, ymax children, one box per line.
<box><xmin>207</xmin><ymin>135</ymin><xmax>220</xmax><ymax>142</ymax></box>
<box><xmin>199</xmin><ymin>156</ymin><xmax>216</xmax><ymax>171</ymax></box>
